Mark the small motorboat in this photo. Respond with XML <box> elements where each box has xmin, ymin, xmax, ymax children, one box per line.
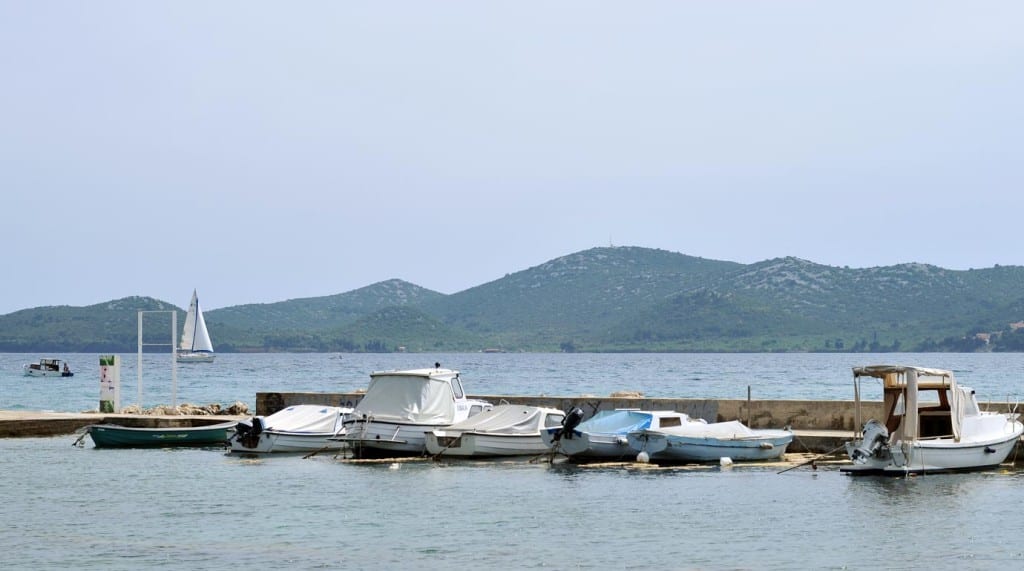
<box><xmin>426</xmin><ymin>404</ymin><xmax>565</xmax><ymax>457</ymax></box>
<box><xmin>81</xmin><ymin>421</ymin><xmax>235</xmax><ymax>448</ymax></box>
<box><xmin>540</xmin><ymin>409</ymin><xmax>695</xmax><ymax>461</ymax></box>
<box><xmin>23</xmin><ymin>358</ymin><xmax>74</xmax><ymax>377</ymax></box>
<box><xmin>341</xmin><ymin>366</ymin><xmax>492</xmax><ymax>456</ymax></box>
<box><xmin>230</xmin><ymin>404</ymin><xmax>353</xmax><ymax>454</ymax></box>
<box><xmin>841</xmin><ymin>364</ymin><xmax>1024</xmax><ymax>475</ymax></box>
<box><xmin>628</xmin><ymin>420</ymin><xmax>793</xmax><ymax>463</ymax></box>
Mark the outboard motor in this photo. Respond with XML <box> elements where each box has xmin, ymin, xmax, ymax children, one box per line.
<box><xmin>235</xmin><ymin>417</ymin><xmax>264</xmax><ymax>449</ymax></box>
<box><xmin>850</xmin><ymin>419</ymin><xmax>889</xmax><ymax>464</ymax></box>
<box><xmin>557</xmin><ymin>407</ymin><xmax>585</xmax><ymax>441</ymax></box>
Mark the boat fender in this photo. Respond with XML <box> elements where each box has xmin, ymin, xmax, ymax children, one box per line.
<box><xmin>560</xmin><ymin>407</ymin><xmax>585</xmax><ymax>441</ymax></box>
<box><xmin>636</xmin><ymin>451</ymin><xmax>650</xmax><ymax>463</ymax></box>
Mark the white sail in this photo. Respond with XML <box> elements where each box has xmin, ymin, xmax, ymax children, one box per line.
<box><xmin>180</xmin><ymin>290</ymin><xmax>214</xmax><ymax>353</ymax></box>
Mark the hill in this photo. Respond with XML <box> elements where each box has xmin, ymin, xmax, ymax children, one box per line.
<box><xmin>421</xmin><ymin>247</ymin><xmax>741</xmax><ymax>347</ymax></box>
<box><xmin>2</xmin><ymin>247</ymin><xmax>1023</xmax><ymax>353</ymax></box>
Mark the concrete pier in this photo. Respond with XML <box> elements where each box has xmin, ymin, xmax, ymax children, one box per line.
<box><xmin>2</xmin><ymin>391</ymin><xmax>1020</xmax><ymax>459</ymax></box>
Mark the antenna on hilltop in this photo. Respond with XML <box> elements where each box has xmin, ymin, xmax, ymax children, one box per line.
<box><xmin>609</xmin><ymin>234</ymin><xmax>614</xmax><ymax>248</ymax></box>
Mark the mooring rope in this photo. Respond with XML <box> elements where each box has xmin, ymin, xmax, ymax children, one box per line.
<box><xmin>777</xmin><ymin>443</ymin><xmax>847</xmax><ymax>474</ymax></box>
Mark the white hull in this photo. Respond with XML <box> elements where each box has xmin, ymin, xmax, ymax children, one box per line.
<box><xmin>230</xmin><ymin>430</ymin><xmax>347</xmax><ymax>454</ymax></box>
<box><xmin>176</xmin><ymin>351</ymin><xmax>215</xmax><ymax>363</ymax></box>
<box><xmin>556</xmin><ymin>432</ymin><xmax>634</xmax><ymax>460</ymax></box>
<box><xmin>630</xmin><ymin>429</ymin><xmax>792</xmax><ymax>462</ymax></box>
<box><xmin>24</xmin><ymin>367</ymin><xmax>73</xmax><ymax>378</ymax></box>
<box><xmin>343</xmin><ymin>420</ymin><xmax>438</xmax><ymax>455</ymax></box>
<box><xmin>426</xmin><ymin>432</ymin><xmax>549</xmax><ymax>457</ymax></box>
<box><xmin>842</xmin><ymin>430</ymin><xmax>1023</xmax><ymax>475</ymax></box>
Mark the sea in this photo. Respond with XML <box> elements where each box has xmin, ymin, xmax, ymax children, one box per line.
<box><xmin>3</xmin><ymin>352</ymin><xmax>1024</xmax><ymax>570</ymax></box>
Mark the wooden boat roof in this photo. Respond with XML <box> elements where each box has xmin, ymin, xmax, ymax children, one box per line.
<box><xmin>853</xmin><ymin>364</ymin><xmax>954</xmax><ymax>390</ymax></box>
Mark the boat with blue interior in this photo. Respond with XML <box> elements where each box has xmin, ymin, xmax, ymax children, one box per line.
<box><xmin>541</xmin><ymin>408</ymin><xmax>695</xmax><ymax>461</ymax></box>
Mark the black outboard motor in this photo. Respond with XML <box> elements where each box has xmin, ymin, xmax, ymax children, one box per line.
<box><xmin>557</xmin><ymin>407</ymin><xmax>585</xmax><ymax>441</ymax></box>
<box><xmin>235</xmin><ymin>417</ymin><xmax>264</xmax><ymax>449</ymax></box>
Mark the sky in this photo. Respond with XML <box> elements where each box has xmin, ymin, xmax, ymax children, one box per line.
<box><xmin>2</xmin><ymin>2</ymin><xmax>1023</xmax><ymax>314</ymax></box>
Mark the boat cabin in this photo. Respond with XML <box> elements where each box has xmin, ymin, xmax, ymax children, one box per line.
<box><xmin>353</xmin><ymin>367</ymin><xmax>483</xmax><ymax>424</ymax></box>
<box><xmin>852</xmin><ymin>365</ymin><xmax>978</xmax><ymax>443</ymax></box>
<box><xmin>24</xmin><ymin>358</ymin><xmax>73</xmax><ymax>377</ymax></box>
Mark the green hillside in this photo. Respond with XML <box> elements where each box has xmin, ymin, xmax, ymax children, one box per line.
<box><xmin>0</xmin><ymin>297</ymin><xmax>181</xmax><ymax>352</ymax></box>
<box><xmin>2</xmin><ymin>247</ymin><xmax>1023</xmax><ymax>353</ymax></box>
<box><xmin>422</xmin><ymin>246</ymin><xmax>741</xmax><ymax>347</ymax></box>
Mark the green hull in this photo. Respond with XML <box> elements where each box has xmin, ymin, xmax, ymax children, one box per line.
<box><xmin>87</xmin><ymin>422</ymin><xmax>235</xmax><ymax>448</ymax></box>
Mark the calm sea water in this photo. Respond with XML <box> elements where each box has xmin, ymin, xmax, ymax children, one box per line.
<box><xmin>4</xmin><ymin>351</ymin><xmax>1024</xmax><ymax>412</ymax></box>
<box><xmin>3</xmin><ymin>352</ymin><xmax>1024</xmax><ymax>570</ymax></box>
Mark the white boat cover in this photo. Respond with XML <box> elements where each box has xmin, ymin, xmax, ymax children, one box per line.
<box><xmin>262</xmin><ymin>405</ymin><xmax>350</xmax><ymax>433</ymax></box>
<box><xmin>655</xmin><ymin>420</ymin><xmax>761</xmax><ymax>439</ymax></box>
<box><xmin>353</xmin><ymin>370</ymin><xmax>458</xmax><ymax>424</ymax></box>
<box><xmin>442</xmin><ymin>404</ymin><xmax>553</xmax><ymax>435</ymax></box>
<box><xmin>577</xmin><ymin>410</ymin><xmax>654</xmax><ymax>435</ymax></box>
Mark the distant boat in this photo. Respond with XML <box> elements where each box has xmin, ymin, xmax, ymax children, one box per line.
<box><xmin>83</xmin><ymin>421</ymin><xmax>235</xmax><ymax>448</ymax></box>
<box><xmin>177</xmin><ymin>289</ymin><xmax>215</xmax><ymax>363</ymax></box>
<box><xmin>23</xmin><ymin>358</ymin><xmax>74</xmax><ymax>377</ymax></box>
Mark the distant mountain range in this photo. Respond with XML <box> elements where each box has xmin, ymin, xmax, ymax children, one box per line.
<box><xmin>3</xmin><ymin>246</ymin><xmax>1024</xmax><ymax>353</ymax></box>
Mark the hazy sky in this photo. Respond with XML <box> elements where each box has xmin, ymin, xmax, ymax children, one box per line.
<box><xmin>2</xmin><ymin>2</ymin><xmax>1022</xmax><ymax>314</ymax></box>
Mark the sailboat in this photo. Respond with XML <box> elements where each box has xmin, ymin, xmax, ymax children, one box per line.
<box><xmin>177</xmin><ymin>289</ymin><xmax>215</xmax><ymax>363</ymax></box>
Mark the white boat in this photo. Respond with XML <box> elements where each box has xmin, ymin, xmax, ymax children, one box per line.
<box><xmin>841</xmin><ymin>364</ymin><xmax>1024</xmax><ymax>475</ymax></box>
<box><xmin>229</xmin><ymin>404</ymin><xmax>353</xmax><ymax>454</ymax></box>
<box><xmin>425</xmin><ymin>404</ymin><xmax>565</xmax><ymax>457</ymax></box>
<box><xmin>341</xmin><ymin>366</ymin><xmax>492</xmax><ymax>456</ymax></box>
<box><xmin>177</xmin><ymin>289</ymin><xmax>215</xmax><ymax>363</ymax></box>
<box><xmin>540</xmin><ymin>409</ymin><xmax>695</xmax><ymax>460</ymax></box>
<box><xmin>628</xmin><ymin>420</ymin><xmax>793</xmax><ymax>463</ymax></box>
<box><xmin>23</xmin><ymin>358</ymin><xmax>74</xmax><ymax>377</ymax></box>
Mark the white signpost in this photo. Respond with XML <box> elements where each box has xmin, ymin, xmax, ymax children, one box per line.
<box><xmin>99</xmin><ymin>355</ymin><xmax>120</xmax><ymax>413</ymax></box>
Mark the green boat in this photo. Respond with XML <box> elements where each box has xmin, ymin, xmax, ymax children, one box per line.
<box><xmin>85</xmin><ymin>421</ymin><xmax>236</xmax><ymax>448</ymax></box>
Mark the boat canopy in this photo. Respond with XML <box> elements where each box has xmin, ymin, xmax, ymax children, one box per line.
<box><xmin>354</xmin><ymin>369</ymin><xmax>460</xmax><ymax>424</ymax></box>
<box><xmin>853</xmin><ymin>365</ymin><xmax>953</xmax><ymax>389</ymax></box>
<box><xmin>263</xmin><ymin>405</ymin><xmax>349</xmax><ymax>433</ymax></box>
<box><xmin>852</xmin><ymin>364</ymin><xmax>966</xmax><ymax>441</ymax></box>
<box><xmin>577</xmin><ymin>410</ymin><xmax>654</xmax><ymax>435</ymax></box>
<box><xmin>443</xmin><ymin>404</ymin><xmax>557</xmax><ymax>435</ymax></box>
